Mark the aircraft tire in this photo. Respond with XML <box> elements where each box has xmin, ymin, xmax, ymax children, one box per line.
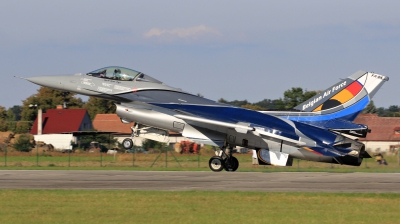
<box><xmin>209</xmin><ymin>156</ymin><xmax>224</xmax><ymax>172</ymax></box>
<box><xmin>224</xmin><ymin>156</ymin><xmax>239</xmax><ymax>172</ymax></box>
<box><xmin>122</xmin><ymin>138</ymin><xmax>134</xmax><ymax>149</ymax></box>
<box><xmin>231</xmin><ymin>156</ymin><xmax>239</xmax><ymax>171</ymax></box>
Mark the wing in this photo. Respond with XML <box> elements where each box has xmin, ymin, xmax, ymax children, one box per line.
<box><xmin>174</xmin><ymin>113</ymin><xmax>307</xmax><ymax>147</ymax></box>
<box><xmin>301</xmin><ymin>119</ymin><xmax>370</xmax><ymax>138</ymax></box>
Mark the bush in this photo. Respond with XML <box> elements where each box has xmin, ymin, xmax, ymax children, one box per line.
<box><xmin>142</xmin><ymin>139</ymin><xmax>166</xmax><ymax>151</ymax></box>
<box><xmin>13</xmin><ymin>134</ymin><xmax>34</xmax><ymax>152</ymax></box>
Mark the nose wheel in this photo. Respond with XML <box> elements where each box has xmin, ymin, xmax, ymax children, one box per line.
<box><xmin>122</xmin><ymin>138</ymin><xmax>134</xmax><ymax>149</ymax></box>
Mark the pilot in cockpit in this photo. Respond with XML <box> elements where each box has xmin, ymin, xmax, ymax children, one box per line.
<box><xmin>113</xmin><ymin>69</ymin><xmax>121</xmax><ymax>80</ymax></box>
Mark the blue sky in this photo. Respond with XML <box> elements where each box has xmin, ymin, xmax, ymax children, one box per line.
<box><xmin>1</xmin><ymin>0</ymin><xmax>399</xmax><ymax>109</ymax></box>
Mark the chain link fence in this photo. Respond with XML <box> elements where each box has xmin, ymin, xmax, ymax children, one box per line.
<box><xmin>1</xmin><ymin>145</ymin><xmax>399</xmax><ymax>171</ymax></box>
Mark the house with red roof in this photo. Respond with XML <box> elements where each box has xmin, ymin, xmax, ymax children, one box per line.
<box><xmin>30</xmin><ymin>108</ymin><xmax>93</xmax><ymax>135</ymax></box>
<box><xmin>30</xmin><ymin>108</ymin><xmax>93</xmax><ymax>150</ymax></box>
<box><xmin>354</xmin><ymin>114</ymin><xmax>400</xmax><ymax>154</ymax></box>
<box><xmin>92</xmin><ymin>114</ymin><xmax>131</xmax><ymax>135</ymax></box>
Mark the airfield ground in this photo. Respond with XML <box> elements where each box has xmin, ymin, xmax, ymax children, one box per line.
<box><xmin>1</xmin><ymin>153</ymin><xmax>399</xmax><ymax>223</ymax></box>
<box><xmin>0</xmin><ymin>171</ymin><xmax>399</xmax><ymax>192</ymax></box>
<box><xmin>0</xmin><ymin>171</ymin><xmax>399</xmax><ymax>223</ymax></box>
<box><xmin>1</xmin><ymin>190</ymin><xmax>399</xmax><ymax>223</ymax></box>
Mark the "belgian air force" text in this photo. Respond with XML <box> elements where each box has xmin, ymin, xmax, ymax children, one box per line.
<box><xmin>302</xmin><ymin>80</ymin><xmax>347</xmax><ymax>110</ymax></box>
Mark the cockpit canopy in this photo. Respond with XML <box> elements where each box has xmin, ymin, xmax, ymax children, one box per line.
<box><xmin>86</xmin><ymin>66</ymin><xmax>162</xmax><ymax>83</ymax></box>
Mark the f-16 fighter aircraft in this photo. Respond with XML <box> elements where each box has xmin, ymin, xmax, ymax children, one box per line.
<box><xmin>19</xmin><ymin>67</ymin><xmax>388</xmax><ymax>171</ymax></box>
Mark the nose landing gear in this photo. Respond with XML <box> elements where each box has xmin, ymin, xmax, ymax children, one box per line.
<box><xmin>122</xmin><ymin>124</ymin><xmax>139</xmax><ymax>150</ymax></box>
<box><xmin>122</xmin><ymin>138</ymin><xmax>134</xmax><ymax>149</ymax></box>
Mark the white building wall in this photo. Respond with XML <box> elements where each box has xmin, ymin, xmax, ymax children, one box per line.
<box><xmin>34</xmin><ymin>134</ymin><xmax>74</xmax><ymax>151</ymax></box>
<box><xmin>361</xmin><ymin>141</ymin><xmax>398</xmax><ymax>153</ymax></box>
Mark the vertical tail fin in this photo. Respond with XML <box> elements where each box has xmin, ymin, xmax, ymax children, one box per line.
<box><xmin>294</xmin><ymin>71</ymin><xmax>388</xmax><ymax>121</ymax></box>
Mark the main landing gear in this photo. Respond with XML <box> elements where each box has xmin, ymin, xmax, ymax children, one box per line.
<box><xmin>122</xmin><ymin>123</ymin><xmax>239</xmax><ymax>172</ymax></box>
<box><xmin>208</xmin><ymin>146</ymin><xmax>239</xmax><ymax>172</ymax></box>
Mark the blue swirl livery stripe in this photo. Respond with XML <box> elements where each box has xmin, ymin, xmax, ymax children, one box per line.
<box><xmin>290</xmin><ymin>95</ymin><xmax>369</xmax><ymax>122</ymax></box>
<box><xmin>151</xmin><ymin>103</ymin><xmax>300</xmax><ymax>140</ymax></box>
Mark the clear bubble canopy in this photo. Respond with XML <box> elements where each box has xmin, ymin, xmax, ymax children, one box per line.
<box><xmin>86</xmin><ymin>66</ymin><xmax>162</xmax><ymax>83</ymax></box>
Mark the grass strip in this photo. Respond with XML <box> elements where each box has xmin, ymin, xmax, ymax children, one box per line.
<box><xmin>0</xmin><ymin>190</ymin><xmax>399</xmax><ymax>224</ymax></box>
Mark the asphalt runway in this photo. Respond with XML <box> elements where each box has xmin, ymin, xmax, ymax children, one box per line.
<box><xmin>0</xmin><ymin>170</ymin><xmax>399</xmax><ymax>193</ymax></box>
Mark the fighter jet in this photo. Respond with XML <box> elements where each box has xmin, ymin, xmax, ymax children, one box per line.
<box><xmin>19</xmin><ymin>67</ymin><xmax>388</xmax><ymax>171</ymax></box>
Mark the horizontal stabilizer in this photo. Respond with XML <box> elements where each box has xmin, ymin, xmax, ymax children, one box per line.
<box><xmin>304</xmin><ymin>119</ymin><xmax>370</xmax><ymax>137</ymax></box>
<box><xmin>311</xmin><ymin>119</ymin><xmax>368</xmax><ymax>130</ymax></box>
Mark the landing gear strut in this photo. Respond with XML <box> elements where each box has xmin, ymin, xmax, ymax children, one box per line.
<box><xmin>208</xmin><ymin>146</ymin><xmax>239</xmax><ymax>172</ymax></box>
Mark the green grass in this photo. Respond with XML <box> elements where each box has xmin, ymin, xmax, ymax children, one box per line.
<box><xmin>0</xmin><ymin>190</ymin><xmax>398</xmax><ymax>224</ymax></box>
<box><xmin>0</xmin><ymin>152</ymin><xmax>399</xmax><ymax>173</ymax></box>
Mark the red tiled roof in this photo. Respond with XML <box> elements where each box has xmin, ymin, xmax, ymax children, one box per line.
<box><xmin>30</xmin><ymin>109</ymin><xmax>91</xmax><ymax>134</ymax></box>
<box><xmin>354</xmin><ymin>114</ymin><xmax>400</xmax><ymax>141</ymax></box>
<box><xmin>92</xmin><ymin>114</ymin><xmax>132</xmax><ymax>134</ymax></box>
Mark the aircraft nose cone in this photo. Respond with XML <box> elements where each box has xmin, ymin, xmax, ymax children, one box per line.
<box><xmin>26</xmin><ymin>75</ymin><xmax>65</xmax><ymax>90</ymax></box>
<box><xmin>26</xmin><ymin>76</ymin><xmax>48</xmax><ymax>85</ymax></box>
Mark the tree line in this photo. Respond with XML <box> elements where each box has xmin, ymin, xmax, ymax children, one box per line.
<box><xmin>218</xmin><ymin>87</ymin><xmax>318</xmax><ymax>111</ymax></box>
<box><xmin>0</xmin><ymin>86</ymin><xmax>398</xmax><ymax>134</ymax></box>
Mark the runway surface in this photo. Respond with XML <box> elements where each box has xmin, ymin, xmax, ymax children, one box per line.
<box><xmin>0</xmin><ymin>170</ymin><xmax>399</xmax><ymax>193</ymax></box>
